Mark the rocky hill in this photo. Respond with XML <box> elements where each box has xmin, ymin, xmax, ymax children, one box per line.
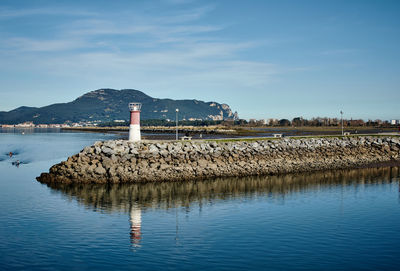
<box><xmin>0</xmin><ymin>89</ymin><xmax>238</xmax><ymax>124</ymax></box>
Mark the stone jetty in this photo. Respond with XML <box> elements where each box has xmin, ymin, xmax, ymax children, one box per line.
<box><xmin>37</xmin><ymin>136</ymin><xmax>400</xmax><ymax>184</ymax></box>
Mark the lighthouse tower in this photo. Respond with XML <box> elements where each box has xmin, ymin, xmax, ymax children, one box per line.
<box><xmin>128</xmin><ymin>102</ymin><xmax>141</xmax><ymax>142</ymax></box>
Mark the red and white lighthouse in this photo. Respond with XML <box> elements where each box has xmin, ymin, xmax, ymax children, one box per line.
<box><xmin>128</xmin><ymin>102</ymin><xmax>141</xmax><ymax>142</ymax></box>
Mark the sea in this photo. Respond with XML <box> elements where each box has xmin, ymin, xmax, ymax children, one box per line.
<box><xmin>1</xmin><ymin>129</ymin><xmax>399</xmax><ymax>270</ymax></box>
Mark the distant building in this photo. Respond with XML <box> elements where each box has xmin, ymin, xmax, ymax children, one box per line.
<box><xmin>233</xmin><ymin>111</ymin><xmax>239</xmax><ymax>120</ymax></box>
<box><xmin>259</xmin><ymin>119</ymin><xmax>267</xmax><ymax>125</ymax></box>
<box><xmin>268</xmin><ymin>118</ymin><xmax>279</xmax><ymax>126</ymax></box>
<box><xmin>15</xmin><ymin>122</ymin><xmax>34</xmax><ymax>128</ymax></box>
<box><xmin>208</xmin><ymin>114</ymin><xmax>223</xmax><ymax>121</ymax></box>
<box><xmin>391</xmin><ymin>119</ymin><xmax>399</xmax><ymax>125</ymax></box>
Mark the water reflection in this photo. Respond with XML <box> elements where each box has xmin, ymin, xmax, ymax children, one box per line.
<box><xmin>40</xmin><ymin>167</ymin><xmax>400</xmax><ymax>248</ymax></box>
<box><xmin>129</xmin><ymin>205</ymin><xmax>142</xmax><ymax>247</ymax></box>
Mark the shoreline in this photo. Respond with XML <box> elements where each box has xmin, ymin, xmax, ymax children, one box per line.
<box><xmin>61</xmin><ymin>126</ymin><xmax>237</xmax><ymax>135</ymax></box>
<box><xmin>61</xmin><ymin>126</ymin><xmax>400</xmax><ymax>137</ymax></box>
<box><xmin>37</xmin><ymin>136</ymin><xmax>400</xmax><ymax>184</ymax></box>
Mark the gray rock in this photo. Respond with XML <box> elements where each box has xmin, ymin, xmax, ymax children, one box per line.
<box><xmin>149</xmin><ymin>145</ymin><xmax>159</xmax><ymax>154</ymax></box>
<box><xmin>101</xmin><ymin>146</ymin><xmax>113</xmax><ymax>155</ymax></box>
<box><xmin>94</xmin><ymin>165</ymin><xmax>106</xmax><ymax>175</ymax></box>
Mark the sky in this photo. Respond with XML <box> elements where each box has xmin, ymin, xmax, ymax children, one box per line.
<box><xmin>0</xmin><ymin>0</ymin><xmax>399</xmax><ymax>120</ymax></box>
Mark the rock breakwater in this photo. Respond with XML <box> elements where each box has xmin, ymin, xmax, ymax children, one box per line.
<box><xmin>37</xmin><ymin>136</ymin><xmax>400</xmax><ymax>184</ymax></box>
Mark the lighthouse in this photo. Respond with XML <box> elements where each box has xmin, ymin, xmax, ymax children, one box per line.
<box><xmin>128</xmin><ymin>102</ymin><xmax>141</xmax><ymax>142</ymax></box>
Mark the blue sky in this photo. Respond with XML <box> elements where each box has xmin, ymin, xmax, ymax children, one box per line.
<box><xmin>0</xmin><ymin>0</ymin><xmax>399</xmax><ymax>120</ymax></box>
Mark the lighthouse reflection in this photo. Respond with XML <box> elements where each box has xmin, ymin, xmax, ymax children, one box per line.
<box><xmin>129</xmin><ymin>205</ymin><xmax>142</xmax><ymax>247</ymax></box>
<box><xmin>40</xmin><ymin>167</ymin><xmax>400</xmax><ymax>249</ymax></box>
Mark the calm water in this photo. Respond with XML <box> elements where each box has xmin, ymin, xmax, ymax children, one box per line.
<box><xmin>1</xmin><ymin>131</ymin><xmax>400</xmax><ymax>270</ymax></box>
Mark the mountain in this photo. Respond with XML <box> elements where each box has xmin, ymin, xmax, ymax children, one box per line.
<box><xmin>0</xmin><ymin>89</ymin><xmax>239</xmax><ymax>124</ymax></box>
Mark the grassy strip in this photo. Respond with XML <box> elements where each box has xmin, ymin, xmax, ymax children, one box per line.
<box><xmin>236</xmin><ymin>126</ymin><xmax>398</xmax><ymax>131</ymax></box>
<box><xmin>205</xmin><ymin>134</ymin><xmax>400</xmax><ymax>143</ymax></box>
<box><xmin>205</xmin><ymin>137</ymin><xmax>280</xmax><ymax>143</ymax></box>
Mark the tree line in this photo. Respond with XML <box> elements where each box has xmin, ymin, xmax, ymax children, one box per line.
<box><xmin>248</xmin><ymin>117</ymin><xmax>393</xmax><ymax>127</ymax></box>
<box><xmin>98</xmin><ymin>117</ymin><xmax>397</xmax><ymax>127</ymax></box>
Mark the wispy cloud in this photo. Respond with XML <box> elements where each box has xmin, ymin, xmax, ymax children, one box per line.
<box><xmin>0</xmin><ymin>2</ymin><xmax>283</xmax><ymax>109</ymax></box>
<box><xmin>0</xmin><ymin>37</ymin><xmax>91</xmax><ymax>52</ymax></box>
<box><xmin>154</xmin><ymin>5</ymin><xmax>215</xmax><ymax>24</ymax></box>
<box><xmin>161</xmin><ymin>0</ymin><xmax>198</xmax><ymax>6</ymax></box>
<box><xmin>319</xmin><ymin>49</ymin><xmax>361</xmax><ymax>56</ymax></box>
<box><xmin>0</xmin><ymin>0</ymin><xmax>398</xmax><ymax>119</ymax></box>
<box><xmin>63</xmin><ymin>18</ymin><xmax>222</xmax><ymax>40</ymax></box>
<box><xmin>0</xmin><ymin>6</ymin><xmax>96</xmax><ymax>19</ymax></box>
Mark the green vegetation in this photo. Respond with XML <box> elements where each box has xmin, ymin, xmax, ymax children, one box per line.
<box><xmin>205</xmin><ymin>134</ymin><xmax>400</xmax><ymax>143</ymax></box>
<box><xmin>206</xmin><ymin>137</ymin><xmax>280</xmax><ymax>142</ymax></box>
<box><xmin>98</xmin><ymin>119</ymin><xmax>249</xmax><ymax>127</ymax></box>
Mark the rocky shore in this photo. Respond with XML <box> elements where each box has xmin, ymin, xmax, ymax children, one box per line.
<box><xmin>37</xmin><ymin>136</ymin><xmax>400</xmax><ymax>184</ymax></box>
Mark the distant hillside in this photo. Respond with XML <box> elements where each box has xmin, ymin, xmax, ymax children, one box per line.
<box><xmin>0</xmin><ymin>89</ymin><xmax>239</xmax><ymax>124</ymax></box>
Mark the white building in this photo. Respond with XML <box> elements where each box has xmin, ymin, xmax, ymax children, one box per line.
<box><xmin>259</xmin><ymin>119</ymin><xmax>267</xmax><ymax>125</ymax></box>
<box><xmin>15</xmin><ymin>122</ymin><xmax>34</xmax><ymax>128</ymax></box>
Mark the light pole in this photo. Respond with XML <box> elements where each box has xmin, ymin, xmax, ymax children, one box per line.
<box><xmin>340</xmin><ymin>110</ymin><xmax>344</xmax><ymax>136</ymax></box>
<box><xmin>176</xmin><ymin>108</ymin><xmax>179</xmax><ymax>140</ymax></box>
